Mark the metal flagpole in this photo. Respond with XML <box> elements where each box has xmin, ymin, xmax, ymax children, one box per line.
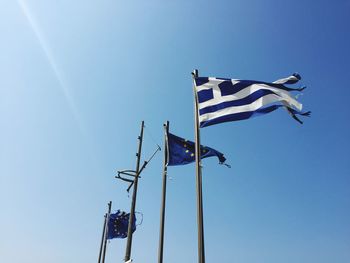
<box><xmin>158</xmin><ymin>121</ymin><xmax>169</xmax><ymax>263</ymax></box>
<box><xmin>102</xmin><ymin>201</ymin><xmax>112</xmax><ymax>263</ymax></box>
<box><xmin>125</xmin><ymin>121</ymin><xmax>145</xmax><ymax>262</ymax></box>
<box><xmin>98</xmin><ymin>213</ymin><xmax>107</xmax><ymax>263</ymax></box>
<box><xmin>192</xmin><ymin>69</ymin><xmax>206</xmax><ymax>263</ymax></box>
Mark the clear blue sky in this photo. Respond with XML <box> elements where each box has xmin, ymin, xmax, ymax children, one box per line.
<box><xmin>1</xmin><ymin>0</ymin><xmax>350</xmax><ymax>262</ymax></box>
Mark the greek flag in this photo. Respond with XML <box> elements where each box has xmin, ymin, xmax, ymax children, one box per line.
<box><xmin>195</xmin><ymin>73</ymin><xmax>310</xmax><ymax>127</ymax></box>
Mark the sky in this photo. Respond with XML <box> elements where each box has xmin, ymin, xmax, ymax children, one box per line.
<box><xmin>1</xmin><ymin>0</ymin><xmax>350</xmax><ymax>262</ymax></box>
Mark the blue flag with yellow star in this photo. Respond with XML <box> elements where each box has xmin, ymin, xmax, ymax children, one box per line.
<box><xmin>107</xmin><ymin>210</ymin><xmax>136</xmax><ymax>239</ymax></box>
<box><xmin>167</xmin><ymin>132</ymin><xmax>227</xmax><ymax>166</ymax></box>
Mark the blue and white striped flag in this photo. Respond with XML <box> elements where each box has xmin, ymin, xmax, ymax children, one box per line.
<box><xmin>195</xmin><ymin>73</ymin><xmax>310</xmax><ymax>127</ymax></box>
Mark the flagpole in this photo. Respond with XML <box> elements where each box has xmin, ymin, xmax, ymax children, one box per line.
<box><xmin>102</xmin><ymin>201</ymin><xmax>112</xmax><ymax>263</ymax></box>
<box><xmin>98</xmin><ymin>213</ymin><xmax>107</xmax><ymax>263</ymax></box>
<box><xmin>192</xmin><ymin>69</ymin><xmax>205</xmax><ymax>263</ymax></box>
<box><xmin>158</xmin><ymin>121</ymin><xmax>169</xmax><ymax>263</ymax></box>
<box><xmin>125</xmin><ymin>121</ymin><xmax>145</xmax><ymax>262</ymax></box>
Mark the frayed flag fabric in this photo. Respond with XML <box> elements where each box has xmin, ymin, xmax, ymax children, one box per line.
<box><xmin>107</xmin><ymin>210</ymin><xmax>136</xmax><ymax>239</ymax></box>
<box><xmin>195</xmin><ymin>73</ymin><xmax>310</xmax><ymax>127</ymax></box>
<box><xmin>166</xmin><ymin>132</ymin><xmax>228</xmax><ymax>166</ymax></box>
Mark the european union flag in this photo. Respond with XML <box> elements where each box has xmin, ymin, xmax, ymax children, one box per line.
<box><xmin>167</xmin><ymin>132</ymin><xmax>227</xmax><ymax>166</ymax></box>
<box><xmin>107</xmin><ymin>210</ymin><xmax>136</xmax><ymax>240</ymax></box>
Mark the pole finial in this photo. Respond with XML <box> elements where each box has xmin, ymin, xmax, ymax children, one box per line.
<box><xmin>192</xmin><ymin>69</ymin><xmax>199</xmax><ymax>78</ymax></box>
